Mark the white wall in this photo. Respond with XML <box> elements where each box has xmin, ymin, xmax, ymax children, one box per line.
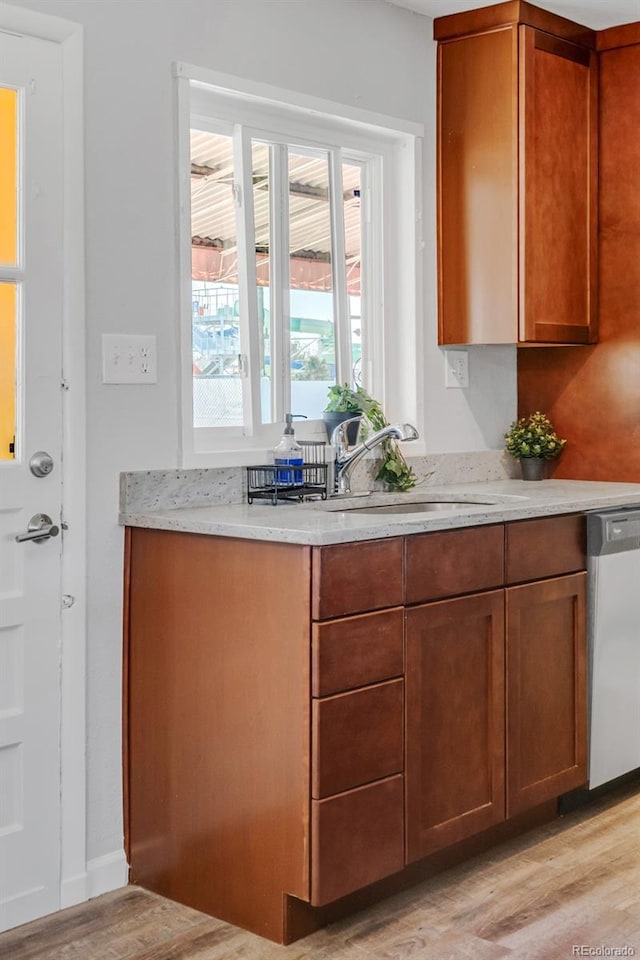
<box><xmin>8</xmin><ymin>0</ymin><xmax>516</xmax><ymax>866</ymax></box>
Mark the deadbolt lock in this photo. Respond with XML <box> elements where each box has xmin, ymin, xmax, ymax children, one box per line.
<box><xmin>29</xmin><ymin>451</ymin><xmax>55</xmax><ymax>478</ymax></box>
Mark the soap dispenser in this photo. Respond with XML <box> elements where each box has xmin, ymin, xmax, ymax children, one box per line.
<box><xmin>273</xmin><ymin>414</ymin><xmax>303</xmax><ymax>486</ymax></box>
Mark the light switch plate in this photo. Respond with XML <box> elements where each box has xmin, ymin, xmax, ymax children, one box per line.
<box><xmin>444</xmin><ymin>350</ymin><xmax>469</xmax><ymax>389</ymax></box>
<box><xmin>102</xmin><ymin>334</ymin><xmax>157</xmax><ymax>384</ymax></box>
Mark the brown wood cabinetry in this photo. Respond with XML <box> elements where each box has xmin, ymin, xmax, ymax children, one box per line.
<box><xmin>406</xmin><ymin>591</ymin><xmax>506</xmax><ymax>860</ymax></box>
<box><xmin>312</xmin><ymin>679</ymin><xmax>404</xmax><ymax>799</ymax></box>
<box><xmin>311</xmin><ymin>608</ymin><xmax>404</xmax><ymax>697</ymax></box>
<box><xmin>309</xmin><ymin>540</ymin><xmax>407</xmax><ymax>906</ymax></box>
<box><xmin>517</xmin><ymin>24</ymin><xmax>640</xmax><ymax>482</ymax></box>
<box><xmin>505</xmin><ymin>514</ymin><xmax>586</xmax><ymax>583</ymax></box>
<box><xmin>405</xmin><ymin>524</ymin><xmax>504</xmax><ymax>602</ymax></box>
<box><xmin>311</xmin><ymin>776</ymin><xmax>405</xmax><ymax>907</ymax></box>
<box><xmin>436</xmin><ymin>4</ymin><xmax>597</xmax><ymax>345</ymax></box>
<box><xmin>404</xmin><ymin>516</ymin><xmax>587</xmax><ymax>859</ymax></box>
<box><xmin>506</xmin><ymin>573</ymin><xmax>587</xmax><ymax>815</ymax></box>
<box><xmin>124</xmin><ymin>514</ymin><xmax>587</xmax><ymax>943</ymax></box>
<box><xmin>311</xmin><ymin>538</ymin><xmax>403</xmax><ymax>619</ymax></box>
<box><xmin>124</xmin><ymin>530</ymin><xmax>311</xmax><ymax>943</ymax></box>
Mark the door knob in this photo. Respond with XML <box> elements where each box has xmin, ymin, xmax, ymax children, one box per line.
<box><xmin>15</xmin><ymin>513</ymin><xmax>60</xmax><ymax>544</ymax></box>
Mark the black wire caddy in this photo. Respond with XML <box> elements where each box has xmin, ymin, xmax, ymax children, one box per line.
<box><xmin>246</xmin><ymin>440</ymin><xmax>329</xmax><ymax>505</ymax></box>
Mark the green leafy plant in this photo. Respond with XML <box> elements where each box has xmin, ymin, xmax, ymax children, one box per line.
<box><xmin>326</xmin><ymin>384</ymin><xmax>417</xmax><ymax>491</ymax></box>
<box><xmin>324</xmin><ymin>383</ymin><xmax>366</xmax><ymax>413</ymax></box>
<box><xmin>505</xmin><ymin>412</ymin><xmax>567</xmax><ymax>460</ymax></box>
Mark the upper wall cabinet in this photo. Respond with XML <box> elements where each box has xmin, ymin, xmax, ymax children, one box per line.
<box><xmin>436</xmin><ymin>2</ymin><xmax>598</xmax><ymax>345</ymax></box>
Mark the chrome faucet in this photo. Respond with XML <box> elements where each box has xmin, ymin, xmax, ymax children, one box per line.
<box><xmin>331</xmin><ymin>418</ymin><xmax>419</xmax><ymax>495</ymax></box>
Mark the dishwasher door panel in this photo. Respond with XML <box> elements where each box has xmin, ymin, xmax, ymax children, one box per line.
<box><xmin>588</xmin><ymin>549</ymin><xmax>640</xmax><ymax>788</ymax></box>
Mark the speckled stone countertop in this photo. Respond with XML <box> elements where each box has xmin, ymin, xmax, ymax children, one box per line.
<box><xmin>120</xmin><ymin>479</ymin><xmax>640</xmax><ymax>546</ymax></box>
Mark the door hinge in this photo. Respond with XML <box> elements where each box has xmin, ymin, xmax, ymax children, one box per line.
<box><xmin>62</xmin><ymin>594</ymin><xmax>76</xmax><ymax>609</ymax></box>
<box><xmin>61</xmin><ymin>379</ymin><xmax>70</xmax><ymax>391</ymax></box>
<box><xmin>232</xmin><ymin>182</ymin><xmax>242</xmax><ymax>207</ymax></box>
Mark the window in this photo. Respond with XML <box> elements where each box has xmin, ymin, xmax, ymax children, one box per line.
<box><xmin>0</xmin><ymin>85</ymin><xmax>18</xmax><ymax>461</ymax></box>
<box><xmin>178</xmin><ymin>70</ymin><xmax>423</xmax><ymax>463</ymax></box>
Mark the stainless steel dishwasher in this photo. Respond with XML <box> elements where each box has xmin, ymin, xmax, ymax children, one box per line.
<box><xmin>587</xmin><ymin>508</ymin><xmax>640</xmax><ymax>788</ymax></box>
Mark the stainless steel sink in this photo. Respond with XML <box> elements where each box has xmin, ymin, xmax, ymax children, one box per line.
<box><xmin>334</xmin><ymin>499</ymin><xmax>498</xmax><ymax>515</ymax></box>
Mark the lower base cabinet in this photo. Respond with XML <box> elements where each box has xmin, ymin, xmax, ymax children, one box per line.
<box><xmin>125</xmin><ymin>515</ymin><xmax>587</xmax><ymax>943</ymax></box>
<box><xmin>405</xmin><ymin>573</ymin><xmax>587</xmax><ymax>861</ymax></box>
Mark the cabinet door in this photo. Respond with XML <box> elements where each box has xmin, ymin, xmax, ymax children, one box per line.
<box><xmin>519</xmin><ymin>26</ymin><xmax>598</xmax><ymax>344</ymax></box>
<box><xmin>506</xmin><ymin>573</ymin><xmax>587</xmax><ymax>816</ymax></box>
<box><xmin>406</xmin><ymin>591</ymin><xmax>505</xmax><ymax>861</ymax></box>
<box><xmin>437</xmin><ymin>26</ymin><xmax>518</xmax><ymax>345</ymax></box>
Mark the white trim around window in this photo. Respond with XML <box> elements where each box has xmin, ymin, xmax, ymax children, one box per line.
<box><xmin>175</xmin><ymin>62</ymin><xmax>425</xmax><ymax>467</ymax></box>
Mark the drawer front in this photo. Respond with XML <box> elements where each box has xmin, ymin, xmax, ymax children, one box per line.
<box><xmin>506</xmin><ymin>514</ymin><xmax>586</xmax><ymax>584</ymax></box>
<box><xmin>311</xmin><ymin>538</ymin><xmax>403</xmax><ymax>620</ymax></box>
<box><xmin>312</xmin><ymin>608</ymin><xmax>404</xmax><ymax>697</ymax></box>
<box><xmin>405</xmin><ymin>525</ymin><xmax>504</xmax><ymax>604</ymax></box>
<box><xmin>312</xmin><ymin>679</ymin><xmax>404</xmax><ymax>798</ymax></box>
<box><xmin>311</xmin><ymin>775</ymin><xmax>404</xmax><ymax>906</ymax></box>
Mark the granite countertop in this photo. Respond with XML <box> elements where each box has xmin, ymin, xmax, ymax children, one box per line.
<box><xmin>120</xmin><ymin>479</ymin><xmax>640</xmax><ymax>546</ymax></box>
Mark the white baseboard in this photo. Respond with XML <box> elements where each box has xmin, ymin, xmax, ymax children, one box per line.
<box><xmin>86</xmin><ymin>850</ymin><xmax>129</xmax><ymax>899</ymax></box>
<box><xmin>60</xmin><ymin>872</ymin><xmax>88</xmax><ymax>909</ymax></box>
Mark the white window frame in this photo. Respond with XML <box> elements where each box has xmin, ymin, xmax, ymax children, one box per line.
<box><xmin>176</xmin><ymin>63</ymin><xmax>425</xmax><ymax>467</ymax></box>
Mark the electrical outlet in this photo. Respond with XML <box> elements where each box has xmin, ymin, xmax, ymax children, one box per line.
<box><xmin>102</xmin><ymin>334</ymin><xmax>157</xmax><ymax>384</ymax></box>
<box><xmin>444</xmin><ymin>350</ymin><xmax>469</xmax><ymax>389</ymax></box>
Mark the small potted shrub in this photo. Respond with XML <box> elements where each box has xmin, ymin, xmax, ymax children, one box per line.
<box><xmin>505</xmin><ymin>411</ymin><xmax>566</xmax><ymax>480</ymax></box>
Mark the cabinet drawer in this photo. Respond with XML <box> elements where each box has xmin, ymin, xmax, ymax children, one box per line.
<box><xmin>312</xmin><ymin>679</ymin><xmax>404</xmax><ymax>798</ymax></box>
<box><xmin>311</xmin><ymin>538</ymin><xmax>403</xmax><ymax>620</ymax></box>
<box><xmin>311</xmin><ymin>775</ymin><xmax>404</xmax><ymax>906</ymax></box>
<box><xmin>312</xmin><ymin>608</ymin><xmax>404</xmax><ymax>697</ymax></box>
<box><xmin>405</xmin><ymin>525</ymin><xmax>504</xmax><ymax>604</ymax></box>
<box><xmin>506</xmin><ymin>514</ymin><xmax>586</xmax><ymax>584</ymax></box>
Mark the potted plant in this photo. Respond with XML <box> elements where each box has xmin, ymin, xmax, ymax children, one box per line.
<box><xmin>322</xmin><ymin>383</ymin><xmax>365</xmax><ymax>445</ymax></box>
<box><xmin>505</xmin><ymin>411</ymin><xmax>566</xmax><ymax>480</ymax></box>
<box><xmin>324</xmin><ymin>384</ymin><xmax>417</xmax><ymax>492</ymax></box>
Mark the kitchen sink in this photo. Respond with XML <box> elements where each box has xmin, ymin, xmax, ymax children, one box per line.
<box><xmin>339</xmin><ymin>499</ymin><xmax>498</xmax><ymax>515</ymax></box>
<box><xmin>314</xmin><ymin>491</ymin><xmax>530</xmax><ymax>516</ymax></box>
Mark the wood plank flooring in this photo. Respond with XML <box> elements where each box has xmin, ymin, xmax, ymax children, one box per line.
<box><xmin>2</xmin><ymin>781</ymin><xmax>639</xmax><ymax>959</ymax></box>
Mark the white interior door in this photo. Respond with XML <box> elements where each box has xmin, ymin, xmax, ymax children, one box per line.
<box><xmin>0</xmin><ymin>31</ymin><xmax>64</xmax><ymax>930</ymax></box>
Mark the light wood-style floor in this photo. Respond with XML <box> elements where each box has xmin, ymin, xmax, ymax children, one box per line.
<box><xmin>3</xmin><ymin>782</ymin><xmax>639</xmax><ymax>960</ymax></box>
